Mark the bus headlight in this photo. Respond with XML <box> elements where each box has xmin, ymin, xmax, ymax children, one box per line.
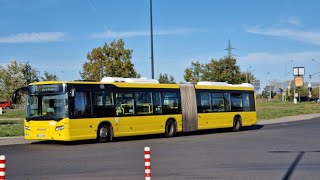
<box><xmin>55</xmin><ymin>126</ymin><xmax>65</xmax><ymax>131</ymax></box>
<box><xmin>25</xmin><ymin>126</ymin><xmax>30</xmax><ymax>131</ymax></box>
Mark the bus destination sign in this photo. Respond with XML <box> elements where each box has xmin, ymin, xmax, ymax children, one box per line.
<box><xmin>31</xmin><ymin>84</ymin><xmax>63</xmax><ymax>94</ymax></box>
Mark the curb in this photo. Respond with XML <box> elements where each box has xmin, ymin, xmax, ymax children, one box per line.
<box><xmin>0</xmin><ymin>118</ymin><xmax>24</xmax><ymax>121</ymax></box>
<box><xmin>0</xmin><ymin>136</ymin><xmax>30</xmax><ymax>146</ymax></box>
<box><xmin>0</xmin><ymin>136</ymin><xmax>23</xmax><ymax>140</ymax></box>
<box><xmin>258</xmin><ymin>113</ymin><xmax>320</xmax><ymax>125</ymax></box>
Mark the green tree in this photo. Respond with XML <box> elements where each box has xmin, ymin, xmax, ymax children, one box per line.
<box><xmin>23</xmin><ymin>62</ymin><xmax>39</xmax><ymax>85</ymax></box>
<box><xmin>203</xmin><ymin>57</ymin><xmax>242</xmax><ymax>83</ymax></box>
<box><xmin>80</xmin><ymin>39</ymin><xmax>139</xmax><ymax>81</ymax></box>
<box><xmin>184</xmin><ymin>61</ymin><xmax>203</xmax><ymax>82</ymax></box>
<box><xmin>311</xmin><ymin>86</ymin><xmax>320</xmax><ymax>99</ymax></box>
<box><xmin>158</xmin><ymin>73</ymin><xmax>176</xmax><ymax>84</ymax></box>
<box><xmin>184</xmin><ymin>57</ymin><xmax>255</xmax><ymax>84</ymax></box>
<box><xmin>243</xmin><ymin>71</ymin><xmax>255</xmax><ymax>83</ymax></box>
<box><xmin>261</xmin><ymin>90</ymin><xmax>276</xmax><ymax>99</ymax></box>
<box><xmin>40</xmin><ymin>71</ymin><xmax>59</xmax><ymax>81</ymax></box>
<box><xmin>261</xmin><ymin>90</ymin><xmax>270</xmax><ymax>99</ymax></box>
<box><xmin>0</xmin><ymin>60</ymin><xmax>25</xmax><ymax>101</ymax></box>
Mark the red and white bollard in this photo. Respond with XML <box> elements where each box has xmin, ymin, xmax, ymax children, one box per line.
<box><xmin>0</xmin><ymin>155</ymin><xmax>5</xmax><ymax>180</ymax></box>
<box><xmin>144</xmin><ymin>147</ymin><xmax>151</xmax><ymax>180</ymax></box>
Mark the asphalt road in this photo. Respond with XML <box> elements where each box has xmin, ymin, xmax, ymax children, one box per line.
<box><xmin>1</xmin><ymin>119</ymin><xmax>320</xmax><ymax>180</ymax></box>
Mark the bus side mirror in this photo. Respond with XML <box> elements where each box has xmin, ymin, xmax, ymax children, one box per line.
<box><xmin>12</xmin><ymin>93</ymin><xmax>17</xmax><ymax>104</ymax></box>
<box><xmin>71</xmin><ymin>88</ymin><xmax>75</xmax><ymax>97</ymax></box>
<box><xmin>12</xmin><ymin>87</ymin><xmax>29</xmax><ymax>104</ymax></box>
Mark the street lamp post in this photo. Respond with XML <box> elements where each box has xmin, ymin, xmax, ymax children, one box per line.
<box><xmin>267</xmin><ymin>72</ymin><xmax>271</xmax><ymax>101</ymax></box>
<box><xmin>150</xmin><ymin>0</ymin><xmax>154</xmax><ymax>79</ymax></box>
<box><xmin>246</xmin><ymin>66</ymin><xmax>252</xmax><ymax>83</ymax></box>
<box><xmin>284</xmin><ymin>60</ymin><xmax>294</xmax><ymax>102</ymax></box>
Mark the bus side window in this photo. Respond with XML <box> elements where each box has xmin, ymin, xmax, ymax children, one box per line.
<box><xmin>211</xmin><ymin>92</ymin><xmax>224</xmax><ymax>112</ymax></box>
<box><xmin>240</xmin><ymin>92</ymin><xmax>255</xmax><ymax>111</ymax></box>
<box><xmin>93</xmin><ymin>91</ymin><xmax>115</xmax><ymax>117</ymax></box>
<box><xmin>152</xmin><ymin>92</ymin><xmax>162</xmax><ymax>114</ymax></box>
<box><xmin>115</xmin><ymin>92</ymin><xmax>134</xmax><ymax>116</ymax></box>
<box><xmin>74</xmin><ymin>92</ymin><xmax>92</xmax><ymax>117</ymax></box>
<box><xmin>135</xmin><ymin>92</ymin><xmax>152</xmax><ymax>115</ymax></box>
<box><xmin>162</xmin><ymin>92</ymin><xmax>179</xmax><ymax>114</ymax></box>
<box><xmin>224</xmin><ymin>93</ymin><xmax>231</xmax><ymax>111</ymax></box>
<box><xmin>230</xmin><ymin>93</ymin><xmax>243</xmax><ymax>112</ymax></box>
<box><xmin>197</xmin><ymin>92</ymin><xmax>211</xmax><ymax>113</ymax></box>
<box><xmin>249</xmin><ymin>93</ymin><xmax>255</xmax><ymax>111</ymax></box>
<box><xmin>242</xmin><ymin>93</ymin><xmax>250</xmax><ymax>111</ymax></box>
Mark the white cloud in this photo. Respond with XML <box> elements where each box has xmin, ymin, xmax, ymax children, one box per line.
<box><xmin>0</xmin><ymin>32</ymin><xmax>66</xmax><ymax>43</ymax></box>
<box><xmin>91</xmin><ymin>28</ymin><xmax>196</xmax><ymax>39</ymax></box>
<box><xmin>246</xmin><ymin>26</ymin><xmax>320</xmax><ymax>45</ymax></box>
<box><xmin>238</xmin><ymin>51</ymin><xmax>320</xmax><ymax>64</ymax></box>
<box><xmin>284</xmin><ymin>17</ymin><xmax>301</xmax><ymax>26</ymax></box>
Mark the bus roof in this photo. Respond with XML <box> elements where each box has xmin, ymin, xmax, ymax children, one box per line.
<box><xmin>29</xmin><ymin>78</ymin><xmax>254</xmax><ymax>91</ymax></box>
<box><xmin>195</xmin><ymin>82</ymin><xmax>254</xmax><ymax>91</ymax></box>
<box><xmin>29</xmin><ymin>80</ymin><xmax>180</xmax><ymax>89</ymax></box>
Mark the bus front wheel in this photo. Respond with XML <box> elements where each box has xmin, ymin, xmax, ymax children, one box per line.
<box><xmin>233</xmin><ymin>116</ymin><xmax>242</xmax><ymax>132</ymax></box>
<box><xmin>97</xmin><ymin>124</ymin><xmax>112</xmax><ymax>143</ymax></box>
<box><xmin>165</xmin><ymin>120</ymin><xmax>176</xmax><ymax>138</ymax></box>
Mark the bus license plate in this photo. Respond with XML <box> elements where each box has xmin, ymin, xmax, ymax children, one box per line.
<box><xmin>37</xmin><ymin>134</ymin><xmax>46</xmax><ymax>138</ymax></box>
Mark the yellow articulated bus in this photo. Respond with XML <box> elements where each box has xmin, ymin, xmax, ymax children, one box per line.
<box><xmin>12</xmin><ymin>77</ymin><xmax>257</xmax><ymax>142</ymax></box>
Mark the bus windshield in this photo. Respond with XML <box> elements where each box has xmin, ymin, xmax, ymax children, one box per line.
<box><xmin>27</xmin><ymin>93</ymin><xmax>68</xmax><ymax>121</ymax></box>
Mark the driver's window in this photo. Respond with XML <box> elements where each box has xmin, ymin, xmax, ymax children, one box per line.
<box><xmin>74</xmin><ymin>92</ymin><xmax>92</xmax><ymax>117</ymax></box>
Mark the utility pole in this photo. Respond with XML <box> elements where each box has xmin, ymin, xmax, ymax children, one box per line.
<box><xmin>150</xmin><ymin>0</ymin><xmax>154</xmax><ymax>79</ymax></box>
<box><xmin>225</xmin><ymin>40</ymin><xmax>235</xmax><ymax>59</ymax></box>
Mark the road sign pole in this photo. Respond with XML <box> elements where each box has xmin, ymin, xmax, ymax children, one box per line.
<box><xmin>298</xmin><ymin>87</ymin><xmax>301</xmax><ymax>103</ymax></box>
<box><xmin>294</xmin><ymin>86</ymin><xmax>297</xmax><ymax>104</ymax></box>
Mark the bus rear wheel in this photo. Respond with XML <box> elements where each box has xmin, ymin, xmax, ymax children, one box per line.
<box><xmin>97</xmin><ymin>124</ymin><xmax>112</xmax><ymax>143</ymax></box>
<box><xmin>165</xmin><ymin>120</ymin><xmax>176</xmax><ymax>138</ymax></box>
<box><xmin>233</xmin><ymin>116</ymin><xmax>242</xmax><ymax>132</ymax></box>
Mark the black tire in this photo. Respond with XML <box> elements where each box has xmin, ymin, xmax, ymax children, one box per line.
<box><xmin>165</xmin><ymin>120</ymin><xmax>176</xmax><ymax>138</ymax></box>
<box><xmin>97</xmin><ymin>124</ymin><xmax>112</xmax><ymax>143</ymax></box>
<box><xmin>233</xmin><ymin>116</ymin><xmax>242</xmax><ymax>132</ymax></box>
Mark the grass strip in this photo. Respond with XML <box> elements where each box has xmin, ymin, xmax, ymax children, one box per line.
<box><xmin>0</xmin><ymin>109</ymin><xmax>25</xmax><ymax>118</ymax></box>
<box><xmin>0</xmin><ymin>120</ymin><xmax>24</xmax><ymax>137</ymax></box>
<box><xmin>256</xmin><ymin>101</ymin><xmax>320</xmax><ymax>120</ymax></box>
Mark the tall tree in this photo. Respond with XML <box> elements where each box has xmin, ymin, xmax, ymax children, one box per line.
<box><xmin>158</xmin><ymin>73</ymin><xmax>176</xmax><ymax>84</ymax></box>
<box><xmin>0</xmin><ymin>60</ymin><xmax>25</xmax><ymax>101</ymax></box>
<box><xmin>0</xmin><ymin>60</ymin><xmax>59</xmax><ymax>103</ymax></box>
<box><xmin>184</xmin><ymin>61</ymin><xmax>203</xmax><ymax>82</ymax></box>
<box><xmin>184</xmin><ymin>57</ymin><xmax>255</xmax><ymax>84</ymax></box>
<box><xmin>23</xmin><ymin>62</ymin><xmax>39</xmax><ymax>85</ymax></box>
<box><xmin>203</xmin><ymin>57</ymin><xmax>242</xmax><ymax>83</ymax></box>
<box><xmin>80</xmin><ymin>39</ymin><xmax>139</xmax><ymax>81</ymax></box>
<box><xmin>40</xmin><ymin>71</ymin><xmax>59</xmax><ymax>81</ymax></box>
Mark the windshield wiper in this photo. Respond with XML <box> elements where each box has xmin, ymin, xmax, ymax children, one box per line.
<box><xmin>26</xmin><ymin>114</ymin><xmax>64</xmax><ymax>121</ymax></box>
